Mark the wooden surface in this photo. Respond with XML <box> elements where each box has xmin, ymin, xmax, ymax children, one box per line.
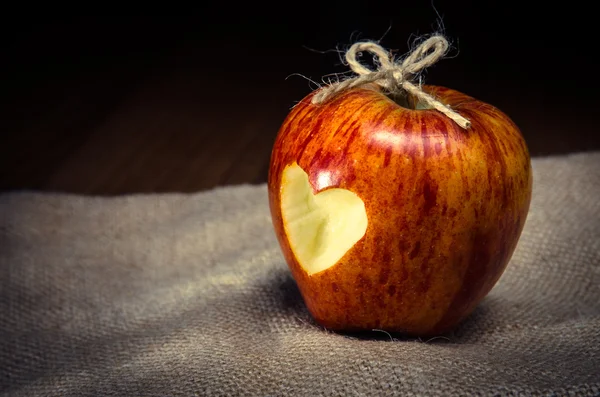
<box><xmin>2</xmin><ymin>15</ymin><xmax>598</xmax><ymax>195</ymax></box>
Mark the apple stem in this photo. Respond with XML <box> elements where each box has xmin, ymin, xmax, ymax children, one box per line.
<box><xmin>311</xmin><ymin>36</ymin><xmax>471</xmax><ymax>129</ymax></box>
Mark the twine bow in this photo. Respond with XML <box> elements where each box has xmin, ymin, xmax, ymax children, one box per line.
<box><xmin>311</xmin><ymin>35</ymin><xmax>471</xmax><ymax>129</ymax></box>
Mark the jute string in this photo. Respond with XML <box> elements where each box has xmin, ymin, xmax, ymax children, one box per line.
<box><xmin>311</xmin><ymin>35</ymin><xmax>471</xmax><ymax>129</ymax></box>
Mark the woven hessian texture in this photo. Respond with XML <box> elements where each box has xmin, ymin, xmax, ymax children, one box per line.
<box><xmin>1</xmin><ymin>152</ymin><xmax>599</xmax><ymax>396</ymax></box>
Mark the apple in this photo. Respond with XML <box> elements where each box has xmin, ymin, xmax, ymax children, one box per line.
<box><xmin>268</xmin><ymin>83</ymin><xmax>532</xmax><ymax>337</ymax></box>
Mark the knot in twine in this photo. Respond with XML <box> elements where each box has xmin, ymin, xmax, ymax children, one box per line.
<box><xmin>312</xmin><ymin>36</ymin><xmax>471</xmax><ymax>129</ymax></box>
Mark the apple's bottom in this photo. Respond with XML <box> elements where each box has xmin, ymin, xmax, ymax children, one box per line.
<box><xmin>304</xmin><ymin>300</ymin><xmax>479</xmax><ymax>338</ymax></box>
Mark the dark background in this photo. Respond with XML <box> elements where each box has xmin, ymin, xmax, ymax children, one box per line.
<box><xmin>1</xmin><ymin>7</ymin><xmax>598</xmax><ymax>195</ymax></box>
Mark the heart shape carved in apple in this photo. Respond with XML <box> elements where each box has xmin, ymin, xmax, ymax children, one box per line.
<box><xmin>280</xmin><ymin>162</ymin><xmax>368</xmax><ymax>276</ymax></box>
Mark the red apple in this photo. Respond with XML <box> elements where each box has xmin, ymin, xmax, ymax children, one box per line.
<box><xmin>268</xmin><ymin>83</ymin><xmax>532</xmax><ymax>337</ymax></box>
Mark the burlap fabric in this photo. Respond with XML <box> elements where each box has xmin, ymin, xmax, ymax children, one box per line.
<box><xmin>1</xmin><ymin>152</ymin><xmax>599</xmax><ymax>396</ymax></box>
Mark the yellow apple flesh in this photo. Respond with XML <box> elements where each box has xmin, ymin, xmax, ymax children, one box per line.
<box><xmin>268</xmin><ymin>84</ymin><xmax>533</xmax><ymax>337</ymax></box>
<box><xmin>280</xmin><ymin>161</ymin><xmax>368</xmax><ymax>276</ymax></box>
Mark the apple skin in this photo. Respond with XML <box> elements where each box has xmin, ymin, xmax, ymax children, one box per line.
<box><xmin>268</xmin><ymin>84</ymin><xmax>533</xmax><ymax>337</ymax></box>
